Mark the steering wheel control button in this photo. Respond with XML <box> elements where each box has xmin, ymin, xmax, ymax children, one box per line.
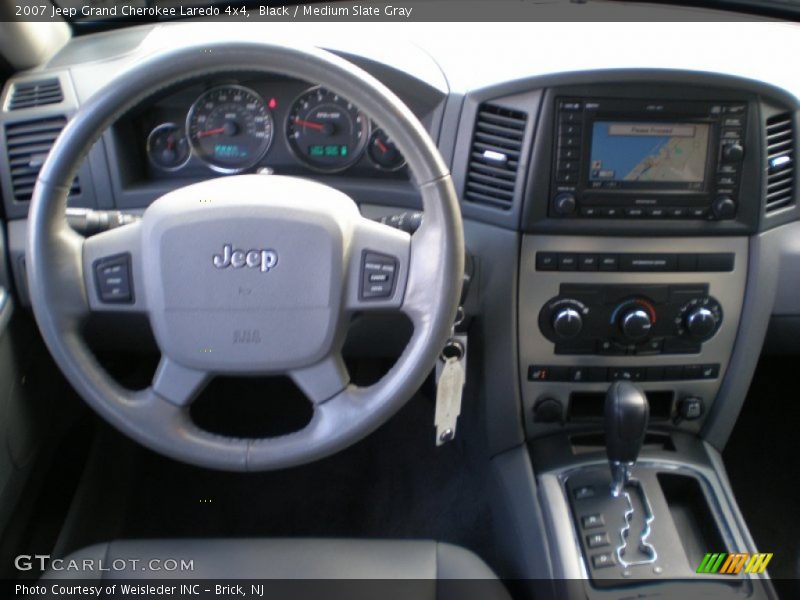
<box><xmin>360</xmin><ymin>251</ymin><xmax>398</xmax><ymax>299</ymax></box>
<box><xmin>94</xmin><ymin>254</ymin><xmax>133</xmax><ymax>303</ymax></box>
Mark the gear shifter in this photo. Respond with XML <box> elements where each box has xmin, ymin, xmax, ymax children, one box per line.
<box><xmin>605</xmin><ymin>381</ymin><xmax>649</xmax><ymax>496</ymax></box>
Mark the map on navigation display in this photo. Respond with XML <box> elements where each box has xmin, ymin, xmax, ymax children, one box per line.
<box><xmin>589</xmin><ymin>122</ymin><xmax>710</xmax><ymax>184</ymax></box>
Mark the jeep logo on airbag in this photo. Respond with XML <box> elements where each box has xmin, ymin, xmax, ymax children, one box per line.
<box><xmin>213</xmin><ymin>244</ymin><xmax>279</xmax><ymax>273</ymax></box>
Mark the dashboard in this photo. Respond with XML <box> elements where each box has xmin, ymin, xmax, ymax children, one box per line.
<box><xmin>0</xmin><ymin>21</ymin><xmax>799</xmax><ymax>458</ymax></box>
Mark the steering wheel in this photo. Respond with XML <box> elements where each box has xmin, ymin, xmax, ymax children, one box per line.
<box><xmin>26</xmin><ymin>42</ymin><xmax>464</xmax><ymax>471</ymax></box>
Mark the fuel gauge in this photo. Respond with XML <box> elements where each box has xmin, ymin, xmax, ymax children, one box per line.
<box><xmin>368</xmin><ymin>128</ymin><xmax>405</xmax><ymax>171</ymax></box>
<box><xmin>147</xmin><ymin>123</ymin><xmax>191</xmax><ymax>171</ymax></box>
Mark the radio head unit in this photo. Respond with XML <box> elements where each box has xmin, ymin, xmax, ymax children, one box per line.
<box><xmin>550</xmin><ymin>98</ymin><xmax>747</xmax><ymax>221</ymax></box>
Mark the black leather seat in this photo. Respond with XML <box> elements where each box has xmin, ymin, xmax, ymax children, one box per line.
<box><xmin>43</xmin><ymin>539</ymin><xmax>510</xmax><ymax>599</ymax></box>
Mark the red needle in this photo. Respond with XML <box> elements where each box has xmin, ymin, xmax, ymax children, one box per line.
<box><xmin>197</xmin><ymin>127</ymin><xmax>226</xmax><ymax>138</ymax></box>
<box><xmin>375</xmin><ymin>139</ymin><xmax>389</xmax><ymax>154</ymax></box>
<box><xmin>294</xmin><ymin>118</ymin><xmax>325</xmax><ymax>131</ymax></box>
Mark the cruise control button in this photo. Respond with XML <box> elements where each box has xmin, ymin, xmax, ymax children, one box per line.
<box><xmin>361</xmin><ymin>251</ymin><xmax>398</xmax><ymax>300</ymax></box>
<box><xmin>94</xmin><ymin>254</ymin><xmax>133</xmax><ymax>304</ymax></box>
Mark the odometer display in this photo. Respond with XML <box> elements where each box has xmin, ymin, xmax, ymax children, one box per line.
<box><xmin>187</xmin><ymin>85</ymin><xmax>274</xmax><ymax>173</ymax></box>
<box><xmin>286</xmin><ymin>87</ymin><xmax>368</xmax><ymax>172</ymax></box>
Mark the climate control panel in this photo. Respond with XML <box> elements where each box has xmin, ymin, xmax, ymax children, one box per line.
<box><xmin>538</xmin><ymin>284</ymin><xmax>722</xmax><ymax>355</ymax></box>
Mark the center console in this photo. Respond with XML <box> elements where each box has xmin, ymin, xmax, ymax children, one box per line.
<box><xmin>492</xmin><ymin>76</ymin><xmax>785</xmax><ymax>599</ymax></box>
<box><xmin>517</xmin><ymin>83</ymin><xmax>761</xmax><ymax>437</ymax></box>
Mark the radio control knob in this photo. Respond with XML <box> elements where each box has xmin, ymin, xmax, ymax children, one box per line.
<box><xmin>552</xmin><ymin>307</ymin><xmax>583</xmax><ymax>339</ymax></box>
<box><xmin>722</xmin><ymin>143</ymin><xmax>744</xmax><ymax>163</ymax></box>
<box><xmin>712</xmin><ymin>196</ymin><xmax>737</xmax><ymax>220</ymax></box>
<box><xmin>620</xmin><ymin>308</ymin><xmax>653</xmax><ymax>341</ymax></box>
<box><xmin>685</xmin><ymin>307</ymin><xmax>719</xmax><ymax>340</ymax></box>
<box><xmin>553</xmin><ymin>192</ymin><xmax>577</xmax><ymax>216</ymax></box>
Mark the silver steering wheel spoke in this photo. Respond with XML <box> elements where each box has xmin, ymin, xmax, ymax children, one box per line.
<box><xmin>152</xmin><ymin>356</ymin><xmax>210</xmax><ymax>407</ymax></box>
<box><xmin>290</xmin><ymin>352</ymin><xmax>351</xmax><ymax>405</ymax></box>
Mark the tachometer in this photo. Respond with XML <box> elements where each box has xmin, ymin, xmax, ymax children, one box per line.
<box><xmin>286</xmin><ymin>87</ymin><xmax>369</xmax><ymax>172</ymax></box>
<box><xmin>187</xmin><ymin>85</ymin><xmax>274</xmax><ymax>173</ymax></box>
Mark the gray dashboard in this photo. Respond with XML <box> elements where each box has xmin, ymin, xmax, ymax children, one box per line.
<box><xmin>1</xmin><ymin>20</ymin><xmax>799</xmax><ymax>457</ymax></box>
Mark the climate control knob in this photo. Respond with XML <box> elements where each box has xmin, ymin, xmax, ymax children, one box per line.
<box><xmin>620</xmin><ymin>308</ymin><xmax>653</xmax><ymax>341</ymax></box>
<box><xmin>685</xmin><ymin>307</ymin><xmax>719</xmax><ymax>340</ymax></box>
<box><xmin>552</xmin><ymin>307</ymin><xmax>583</xmax><ymax>340</ymax></box>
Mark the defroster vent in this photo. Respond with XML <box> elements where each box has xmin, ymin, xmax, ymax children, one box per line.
<box><xmin>8</xmin><ymin>78</ymin><xmax>64</xmax><ymax>110</ymax></box>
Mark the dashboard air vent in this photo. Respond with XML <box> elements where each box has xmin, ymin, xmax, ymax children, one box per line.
<box><xmin>8</xmin><ymin>78</ymin><xmax>64</xmax><ymax>110</ymax></box>
<box><xmin>5</xmin><ymin>116</ymin><xmax>80</xmax><ymax>202</ymax></box>
<box><xmin>465</xmin><ymin>103</ymin><xmax>527</xmax><ymax>210</ymax></box>
<box><xmin>765</xmin><ymin>112</ymin><xmax>795</xmax><ymax>213</ymax></box>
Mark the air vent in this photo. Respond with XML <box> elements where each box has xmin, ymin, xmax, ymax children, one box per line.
<box><xmin>465</xmin><ymin>103</ymin><xmax>527</xmax><ymax>210</ymax></box>
<box><xmin>765</xmin><ymin>112</ymin><xmax>795</xmax><ymax>213</ymax></box>
<box><xmin>8</xmin><ymin>78</ymin><xmax>64</xmax><ymax>110</ymax></box>
<box><xmin>5</xmin><ymin>116</ymin><xmax>80</xmax><ymax>202</ymax></box>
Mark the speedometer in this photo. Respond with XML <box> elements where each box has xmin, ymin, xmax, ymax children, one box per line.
<box><xmin>187</xmin><ymin>85</ymin><xmax>274</xmax><ymax>173</ymax></box>
<box><xmin>286</xmin><ymin>87</ymin><xmax>369</xmax><ymax>172</ymax></box>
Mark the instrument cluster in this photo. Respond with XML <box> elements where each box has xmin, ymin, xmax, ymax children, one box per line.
<box><xmin>141</xmin><ymin>80</ymin><xmax>407</xmax><ymax>177</ymax></box>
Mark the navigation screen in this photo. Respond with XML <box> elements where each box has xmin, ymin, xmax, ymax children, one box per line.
<box><xmin>589</xmin><ymin>121</ymin><xmax>710</xmax><ymax>186</ymax></box>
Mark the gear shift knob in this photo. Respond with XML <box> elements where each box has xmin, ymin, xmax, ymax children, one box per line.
<box><xmin>605</xmin><ymin>381</ymin><xmax>649</xmax><ymax>496</ymax></box>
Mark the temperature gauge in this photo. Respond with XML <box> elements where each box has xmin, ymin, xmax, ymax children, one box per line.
<box><xmin>368</xmin><ymin>128</ymin><xmax>405</xmax><ymax>171</ymax></box>
<box><xmin>146</xmin><ymin>123</ymin><xmax>190</xmax><ymax>171</ymax></box>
